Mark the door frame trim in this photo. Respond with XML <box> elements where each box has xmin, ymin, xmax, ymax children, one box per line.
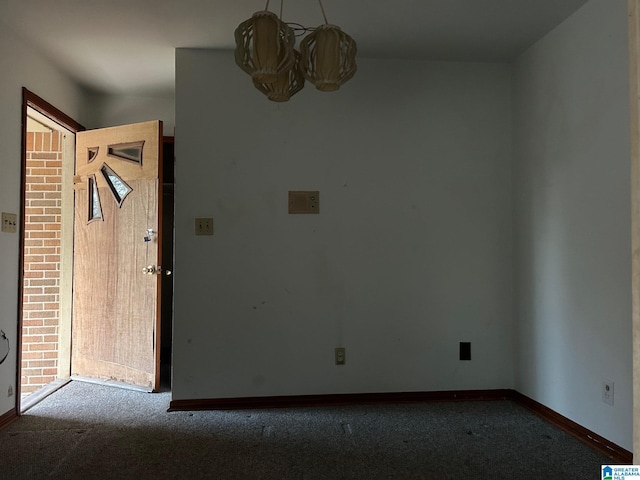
<box><xmin>17</xmin><ymin>88</ymin><xmax>84</xmax><ymax>413</ymax></box>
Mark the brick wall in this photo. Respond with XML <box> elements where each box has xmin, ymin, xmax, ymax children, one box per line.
<box><xmin>21</xmin><ymin>130</ymin><xmax>62</xmax><ymax>395</ymax></box>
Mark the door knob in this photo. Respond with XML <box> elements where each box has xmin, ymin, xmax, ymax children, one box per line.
<box><xmin>142</xmin><ymin>265</ymin><xmax>157</xmax><ymax>275</ymax></box>
<box><xmin>143</xmin><ymin>265</ymin><xmax>171</xmax><ymax>276</ymax></box>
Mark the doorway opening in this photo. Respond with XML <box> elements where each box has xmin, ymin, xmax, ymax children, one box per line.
<box><xmin>18</xmin><ymin>89</ymin><xmax>175</xmax><ymax>413</ymax></box>
<box><xmin>20</xmin><ymin>108</ymin><xmax>74</xmax><ymax>405</ymax></box>
<box><xmin>160</xmin><ymin>137</ymin><xmax>175</xmax><ymax>389</ymax></box>
<box><xmin>18</xmin><ymin>90</ymin><xmax>82</xmax><ymax>411</ymax></box>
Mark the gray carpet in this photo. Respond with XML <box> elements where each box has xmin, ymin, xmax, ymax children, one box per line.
<box><xmin>0</xmin><ymin>381</ymin><xmax>613</xmax><ymax>479</ymax></box>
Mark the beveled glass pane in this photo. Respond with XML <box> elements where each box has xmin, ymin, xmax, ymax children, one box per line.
<box><xmin>107</xmin><ymin>140</ymin><xmax>144</xmax><ymax>164</ymax></box>
<box><xmin>100</xmin><ymin>163</ymin><xmax>132</xmax><ymax>207</ymax></box>
<box><xmin>88</xmin><ymin>174</ymin><xmax>103</xmax><ymax>223</ymax></box>
<box><xmin>88</xmin><ymin>147</ymin><xmax>99</xmax><ymax>163</ymax></box>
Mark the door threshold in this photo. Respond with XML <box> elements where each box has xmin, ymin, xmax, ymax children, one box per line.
<box><xmin>21</xmin><ymin>378</ymin><xmax>72</xmax><ymax>413</ymax></box>
<box><xmin>71</xmin><ymin>375</ymin><xmax>153</xmax><ymax>393</ymax></box>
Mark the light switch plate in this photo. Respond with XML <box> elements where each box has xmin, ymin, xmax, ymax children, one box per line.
<box><xmin>195</xmin><ymin>218</ymin><xmax>214</xmax><ymax>236</ymax></box>
<box><xmin>1</xmin><ymin>212</ymin><xmax>17</xmax><ymax>233</ymax></box>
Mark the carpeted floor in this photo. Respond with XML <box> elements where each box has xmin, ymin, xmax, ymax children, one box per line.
<box><xmin>0</xmin><ymin>381</ymin><xmax>613</xmax><ymax>479</ymax></box>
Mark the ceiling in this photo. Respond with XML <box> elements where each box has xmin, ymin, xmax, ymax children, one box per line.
<box><xmin>0</xmin><ymin>0</ymin><xmax>590</xmax><ymax>95</ymax></box>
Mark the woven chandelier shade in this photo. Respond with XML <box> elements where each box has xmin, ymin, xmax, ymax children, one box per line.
<box><xmin>234</xmin><ymin>10</ymin><xmax>295</xmax><ymax>83</ymax></box>
<box><xmin>300</xmin><ymin>24</ymin><xmax>357</xmax><ymax>92</ymax></box>
<box><xmin>253</xmin><ymin>50</ymin><xmax>305</xmax><ymax>102</ymax></box>
<box><xmin>234</xmin><ymin>1</ymin><xmax>357</xmax><ymax>101</ymax></box>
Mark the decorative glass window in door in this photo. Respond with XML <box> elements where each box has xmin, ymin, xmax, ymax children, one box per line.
<box><xmin>87</xmin><ymin>174</ymin><xmax>103</xmax><ymax>223</ymax></box>
<box><xmin>86</xmin><ymin>139</ymin><xmax>143</xmax><ymax>224</ymax></box>
<box><xmin>100</xmin><ymin>163</ymin><xmax>133</xmax><ymax>208</ymax></box>
<box><xmin>108</xmin><ymin>141</ymin><xmax>144</xmax><ymax>165</ymax></box>
<box><xmin>88</xmin><ymin>147</ymin><xmax>99</xmax><ymax>163</ymax></box>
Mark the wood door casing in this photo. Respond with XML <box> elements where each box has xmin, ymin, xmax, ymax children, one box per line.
<box><xmin>72</xmin><ymin>121</ymin><xmax>163</xmax><ymax>391</ymax></box>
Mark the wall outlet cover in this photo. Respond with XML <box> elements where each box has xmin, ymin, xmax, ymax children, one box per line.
<box><xmin>1</xmin><ymin>212</ymin><xmax>17</xmax><ymax>233</ymax></box>
<box><xmin>602</xmin><ymin>380</ymin><xmax>614</xmax><ymax>406</ymax></box>
<box><xmin>195</xmin><ymin>217</ymin><xmax>214</xmax><ymax>236</ymax></box>
<box><xmin>460</xmin><ymin>342</ymin><xmax>471</xmax><ymax>361</ymax></box>
<box><xmin>335</xmin><ymin>347</ymin><xmax>346</xmax><ymax>365</ymax></box>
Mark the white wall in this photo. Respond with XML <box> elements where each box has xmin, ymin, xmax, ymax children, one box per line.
<box><xmin>3</xmin><ymin>0</ymin><xmax>630</xmax><ymax>456</ymax></box>
<box><xmin>0</xmin><ymin>24</ymin><xmax>87</xmax><ymax>417</ymax></box>
<box><xmin>84</xmin><ymin>91</ymin><xmax>175</xmax><ymax>134</ymax></box>
<box><xmin>512</xmin><ymin>0</ymin><xmax>632</xmax><ymax>449</ymax></box>
<box><xmin>173</xmin><ymin>50</ymin><xmax>513</xmax><ymax>400</ymax></box>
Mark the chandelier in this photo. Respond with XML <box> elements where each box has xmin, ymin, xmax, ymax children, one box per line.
<box><xmin>234</xmin><ymin>0</ymin><xmax>357</xmax><ymax>102</ymax></box>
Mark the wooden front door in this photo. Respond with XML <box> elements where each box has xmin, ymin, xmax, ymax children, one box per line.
<box><xmin>72</xmin><ymin>121</ymin><xmax>163</xmax><ymax>391</ymax></box>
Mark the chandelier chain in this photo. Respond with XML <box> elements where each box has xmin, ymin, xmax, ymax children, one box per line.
<box><xmin>265</xmin><ymin>0</ymin><xmax>328</xmax><ymax>25</ymax></box>
<box><xmin>318</xmin><ymin>0</ymin><xmax>329</xmax><ymax>24</ymax></box>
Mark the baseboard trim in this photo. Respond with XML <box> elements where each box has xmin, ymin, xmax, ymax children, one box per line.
<box><xmin>0</xmin><ymin>407</ymin><xmax>18</xmax><ymax>430</ymax></box>
<box><xmin>510</xmin><ymin>390</ymin><xmax>633</xmax><ymax>464</ymax></box>
<box><xmin>169</xmin><ymin>388</ymin><xmax>633</xmax><ymax>463</ymax></box>
<box><xmin>168</xmin><ymin>389</ymin><xmax>511</xmax><ymax>412</ymax></box>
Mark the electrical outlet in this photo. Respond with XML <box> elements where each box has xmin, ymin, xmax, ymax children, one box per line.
<box><xmin>7</xmin><ymin>385</ymin><xmax>13</xmax><ymax>397</ymax></box>
<box><xmin>603</xmin><ymin>381</ymin><xmax>614</xmax><ymax>406</ymax></box>
<box><xmin>1</xmin><ymin>212</ymin><xmax>17</xmax><ymax>233</ymax></box>
<box><xmin>335</xmin><ymin>347</ymin><xmax>346</xmax><ymax>365</ymax></box>
<box><xmin>195</xmin><ymin>217</ymin><xmax>214</xmax><ymax>236</ymax></box>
